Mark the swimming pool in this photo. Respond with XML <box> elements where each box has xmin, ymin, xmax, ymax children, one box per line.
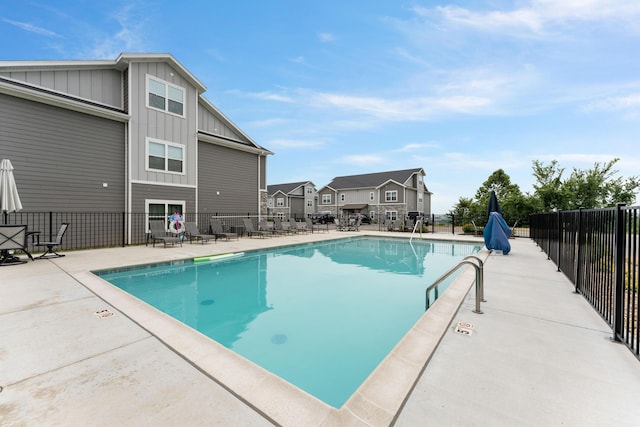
<box><xmin>96</xmin><ymin>236</ymin><xmax>481</xmax><ymax>409</ymax></box>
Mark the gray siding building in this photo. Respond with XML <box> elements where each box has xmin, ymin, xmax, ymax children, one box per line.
<box><xmin>0</xmin><ymin>53</ymin><xmax>272</xmax><ymax>243</ymax></box>
<box><xmin>317</xmin><ymin>168</ymin><xmax>432</xmax><ymax>222</ymax></box>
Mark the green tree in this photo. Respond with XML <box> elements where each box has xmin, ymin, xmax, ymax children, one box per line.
<box><xmin>532</xmin><ymin>158</ymin><xmax>639</xmax><ymax>210</ymax></box>
<box><xmin>450</xmin><ymin>169</ymin><xmax>533</xmax><ymax>226</ymax></box>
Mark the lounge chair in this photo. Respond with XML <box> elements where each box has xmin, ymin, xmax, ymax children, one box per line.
<box><xmin>259</xmin><ymin>219</ymin><xmax>281</xmax><ymax>237</ymax></box>
<box><xmin>0</xmin><ymin>224</ymin><xmax>31</xmax><ymax>265</ymax></box>
<box><xmin>273</xmin><ymin>218</ymin><xmax>292</xmax><ymax>235</ymax></box>
<box><xmin>305</xmin><ymin>217</ymin><xmax>328</xmax><ymax>233</ymax></box>
<box><xmin>184</xmin><ymin>222</ymin><xmax>216</xmax><ymax>244</ymax></box>
<box><xmin>210</xmin><ymin>219</ymin><xmax>238</xmax><ymax>241</ymax></box>
<box><xmin>148</xmin><ymin>220</ymin><xmax>182</xmax><ymax>248</ymax></box>
<box><xmin>334</xmin><ymin>218</ymin><xmax>346</xmax><ymax>231</ymax></box>
<box><xmin>243</xmin><ymin>218</ymin><xmax>270</xmax><ymax>238</ymax></box>
<box><xmin>288</xmin><ymin>218</ymin><xmax>306</xmax><ymax>234</ymax></box>
<box><xmin>347</xmin><ymin>217</ymin><xmax>362</xmax><ymax>231</ymax></box>
<box><xmin>35</xmin><ymin>222</ymin><xmax>70</xmax><ymax>258</ymax></box>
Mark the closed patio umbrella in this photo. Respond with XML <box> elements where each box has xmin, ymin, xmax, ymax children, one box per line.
<box><xmin>487</xmin><ymin>190</ymin><xmax>502</xmax><ymax>218</ymax></box>
<box><xmin>0</xmin><ymin>159</ymin><xmax>23</xmax><ymax>223</ymax></box>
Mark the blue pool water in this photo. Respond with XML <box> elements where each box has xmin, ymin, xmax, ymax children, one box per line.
<box><xmin>96</xmin><ymin>237</ymin><xmax>481</xmax><ymax>407</ymax></box>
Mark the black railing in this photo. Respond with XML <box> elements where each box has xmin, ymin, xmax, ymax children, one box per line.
<box><xmin>530</xmin><ymin>205</ymin><xmax>640</xmax><ymax>360</ymax></box>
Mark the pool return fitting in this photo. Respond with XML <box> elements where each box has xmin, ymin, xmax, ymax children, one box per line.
<box><xmin>425</xmin><ymin>255</ymin><xmax>485</xmax><ymax>314</ymax></box>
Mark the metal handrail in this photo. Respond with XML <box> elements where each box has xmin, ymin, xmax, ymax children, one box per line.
<box><xmin>409</xmin><ymin>219</ymin><xmax>423</xmax><ymax>242</ymax></box>
<box><xmin>425</xmin><ymin>255</ymin><xmax>485</xmax><ymax>314</ymax></box>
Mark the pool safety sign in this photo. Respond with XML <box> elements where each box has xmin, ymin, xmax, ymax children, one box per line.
<box><xmin>454</xmin><ymin>321</ymin><xmax>474</xmax><ymax>335</ymax></box>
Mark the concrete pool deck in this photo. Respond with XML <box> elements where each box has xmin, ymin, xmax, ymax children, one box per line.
<box><xmin>1</xmin><ymin>230</ymin><xmax>639</xmax><ymax>426</ymax></box>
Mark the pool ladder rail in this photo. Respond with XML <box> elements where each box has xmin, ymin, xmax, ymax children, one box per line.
<box><xmin>425</xmin><ymin>255</ymin><xmax>485</xmax><ymax>314</ymax></box>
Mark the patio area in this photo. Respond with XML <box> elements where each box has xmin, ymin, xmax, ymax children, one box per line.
<box><xmin>1</xmin><ymin>230</ymin><xmax>639</xmax><ymax>426</ymax></box>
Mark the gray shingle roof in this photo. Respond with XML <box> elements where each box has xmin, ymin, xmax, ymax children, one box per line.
<box><xmin>326</xmin><ymin>168</ymin><xmax>424</xmax><ymax>190</ymax></box>
<box><xmin>267</xmin><ymin>181</ymin><xmax>311</xmax><ymax>195</ymax></box>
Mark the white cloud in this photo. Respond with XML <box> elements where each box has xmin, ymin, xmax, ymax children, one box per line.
<box><xmin>2</xmin><ymin>18</ymin><xmax>61</xmax><ymax>37</ymax></box>
<box><xmin>583</xmin><ymin>93</ymin><xmax>640</xmax><ymax>112</ymax></box>
<box><xmin>87</xmin><ymin>4</ymin><xmax>148</xmax><ymax>59</ymax></box>
<box><xmin>318</xmin><ymin>32</ymin><xmax>336</xmax><ymax>42</ymax></box>
<box><xmin>269</xmin><ymin>139</ymin><xmax>325</xmax><ymax>148</ymax></box>
<box><xmin>413</xmin><ymin>0</ymin><xmax>640</xmax><ymax>37</ymax></box>
<box><xmin>339</xmin><ymin>154</ymin><xmax>385</xmax><ymax>165</ymax></box>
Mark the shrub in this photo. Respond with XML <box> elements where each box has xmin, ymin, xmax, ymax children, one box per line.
<box><xmin>462</xmin><ymin>223</ymin><xmax>476</xmax><ymax>234</ymax></box>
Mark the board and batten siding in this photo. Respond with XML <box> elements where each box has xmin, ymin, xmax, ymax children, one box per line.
<box><xmin>128</xmin><ymin>61</ymin><xmax>198</xmax><ymax>186</ymax></box>
<box><xmin>0</xmin><ymin>93</ymin><xmax>125</xmax><ymax>212</ymax></box>
<box><xmin>380</xmin><ymin>182</ymin><xmax>405</xmax><ymax>204</ymax></box>
<box><xmin>0</xmin><ymin>68</ymin><xmax>123</xmax><ymax>109</ymax></box>
<box><xmin>198</xmin><ymin>104</ymin><xmax>245</xmax><ymax>141</ymax></box>
<box><xmin>130</xmin><ymin>184</ymin><xmax>196</xmax><ymax>214</ymax></box>
<box><xmin>197</xmin><ymin>141</ymin><xmax>258</xmax><ymax>213</ymax></box>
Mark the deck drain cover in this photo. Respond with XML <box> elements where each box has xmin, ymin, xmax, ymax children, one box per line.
<box><xmin>454</xmin><ymin>321</ymin><xmax>474</xmax><ymax>336</ymax></box>
<box><xmin>95</xmin><ymin>309</ymin><xmax>115</xmax><ymax>319</ymax></box>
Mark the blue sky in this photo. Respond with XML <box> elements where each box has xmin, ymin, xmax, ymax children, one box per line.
<box><xmin>2</xmin><ymin>0</ymin><xmax>639</xmax><ymax>212</ymax></box>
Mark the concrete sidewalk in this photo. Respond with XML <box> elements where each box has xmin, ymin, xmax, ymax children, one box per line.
<box><xmin>396</xmin><ymin>238</ymin><xmax>640</xmax><ymax>426</ymax></box>
<box><xmin>1</xmin><ymin>234</ymin><xmax>639</xmax><ymax>426</ymax></box>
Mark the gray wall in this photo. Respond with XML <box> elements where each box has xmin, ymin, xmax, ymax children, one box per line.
<box><xmin>0</xmin><ymin>93</ymin><xmax>125</xmax><ymax>212</ymax></box>
<box><xmin>198</xmin><ymin>141</ymin><xmax>258</xmax><ymax>213</ymax></box>
<box><xmin>0</xmin><ymin>68</ymin><xmax>123</xmax><ymax>109</ymax></box>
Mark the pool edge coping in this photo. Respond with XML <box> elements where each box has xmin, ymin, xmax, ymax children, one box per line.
<box><xmin>73</xmin><ymin>234</ymin><xmax>489</xmax><ymax>426</ymax></box>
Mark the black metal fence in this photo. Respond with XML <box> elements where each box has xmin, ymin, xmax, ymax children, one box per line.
<box><xmin>3</xmin><ymin>210</ymin><xmax>532</xmax><ymax>253</ymax></box>
<box><xmin>530</xmin><ymin>205</ymin><xmax>639</xmax><ymax>360</ymax></box>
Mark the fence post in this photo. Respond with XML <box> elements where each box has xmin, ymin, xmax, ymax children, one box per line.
<box><xmin>122</xmin><ymin>212</ymin><xmax>126</xmax><ymax>247</ymax></box>
<box><xmin>613</xmin><ymin>203</ymin><xmax>626</xmax><ymax>342</ymax></box>
<box><xmin>556</xmin><ymin>210</ymin><xmax>562</xmax><ymax>272</ymax></box>
<box><xmin>451</xmin><ymin>214</ymin><xmax>455</xmax><ymax>235</ymax></box>
<box><xmin>574</xmin><ymin>208</ymin><xmax>583</xmax><ymax>293</ymax></box>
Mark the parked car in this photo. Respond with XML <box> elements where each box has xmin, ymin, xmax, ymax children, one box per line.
<box><xmin>311</xmin><ymin>213</ymin><xmax>335</xmax><ymax>224</ymax></box>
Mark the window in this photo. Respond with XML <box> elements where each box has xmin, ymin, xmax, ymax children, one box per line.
<box><xmin>322</xmin><ymin>194</ymin><xmax>331</xmax><ymax>204</ymax></box>
<box><xmin>386</xmin><ymin>211</ymin><xmax>398</xmax><ymax>221</ymax></box>
<box><xmin>146</xmin><ymin>200</ymin><xmax>185</xmax><ymax>230</ymax></box>
<box><xmin>268</xmin><ymin>199</ymin><xmax>274</xmax><ymax>207</ymax></box>
<box><xmin>276</xmin><ymin>197</ymin><xmax>285</xmax><ymax>207</ymax></box>
<box><xmin>307</xmin><ymin>200</ymin><xmax>313</xmax><ymax>207</ymax></box>
<box><xmin>147</xmin><ymin>76</ymin><xmax>185</xmax><ymax>116</ymax></box>
<box><xmin>277</xmin><ymin>212</ymin><xmax>285</xmax><ymax>220</ymax></box>
<box><xmin>385</xmin><ymin>190</ymin><xmax>398</xmax><ymax>202</ymax></box>
<box><xmin>369</xmin><ymin>192</ymin><xmax>374</xmax><ymax>201</ymax></box>
<box><xmin>307</xmin><ymin>186</ymin><xmax>313</xmax><ymax>194</ymax></box>
<box><xmin>147</xmin><ymin>139</ymin><xmax>184</xmax><ymax>174</ymax></box>
<box><xmin>340</xmin><ymin>194</ymin><xmax>345</xmax><ymax>202</ymax></box>
<box><xmin>418</xmin><ymin>194</ymin><xmax>423</xmax><ymax>203</ymax></box>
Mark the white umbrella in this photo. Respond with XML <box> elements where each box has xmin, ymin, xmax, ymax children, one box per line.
<box><xmin>0</xmin><ymin>159</ymin><xmax>23</xmax><ymax>218</ymax></box>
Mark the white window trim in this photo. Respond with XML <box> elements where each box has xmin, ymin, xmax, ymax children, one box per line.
<box><xmin>276</xmin><ymin>197</ymin><xmax>285</xmax><ymax>207</ymax></box>
<box><xmin>145</xmin><ymin>199</ymin><xmax>186</xmax><ymax>230</ymax></box>
<box><xmin>385</xmin><ymin>190</ymin><xmax>398</xmax><ymax>202</ymax></box>
<box><xmin>322</xmin><ymin>194</ymin><xmax>331</xmax><ymax>204</ymax></box>
<box><xmin>386</xmin><ymin>210</ymin><xmax>398</xmax><ymax>221</ymax></box>
<box><xmin>146</xmin><ymin>74</ymin><xmax>186</xmax><ymax>118</ymax></box>
<box><xmin>340</xmin><ymin>193</ymin><xmax>345</xmax><ymax>202</ymax></box>
<box><xmin>146</xmin><ymin>137</ymin><xmax>186</xmax><ymax>175</ymax></box>
<box><xmin>369</xmin><ymin>191</ymin><xmax>374</xmax><ymax>201</ymax></box>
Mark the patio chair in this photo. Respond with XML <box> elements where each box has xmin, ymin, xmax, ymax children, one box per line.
<box><xmin>243</xmin><ymin>218</ymin><xmax>270</xmax><ymax>238</ymax></box>
<box><xmin>35</xmin><ymin>223</ymin><xmax>70</xmax><ymax>258</ymax></box>
<box><xmin>305</xmin><ymin>217</ymin><xmax>328</xmax><ymax>233</ymax></box>
<box><xmin>184</xmin><ymin>222</ymin><xmax>216</xmax><ymax>244</ymax></box>
<box><xmin>259</xmin><ymin>219</ymin><xmax>281</xmax><ymax>237</ymax></box>
<box><xmin>147</xmin><ymin>220</ymin><xmax>182</xmax><ymax>248</ymax></box>
<box><xmin>0</xmin><ymin>224</ymin><xmax>30</xmax><ymax>265</ymax></box>
<box><xmin>347</xmin><ymin>217</ymin><xmax>362</xmax><ymax>231</ymax></box>
<box><xmin>273</xmin><ymin>218</ymin><xmax>292</xmax><ymax>235</ymax></box>
<box><xmin>334</xmin><ymin>218</ymin><xmax>346</xmax><ymax>231</ymax></box>
<box><xmin>288</xmin><ymin>218</ymin><xmax>306</xmax><ymax>234</ymax></box>
<box><xmin>210</xmin><ymin>219</ymin><xmax>238</xmax><ymax>241</ymax></box>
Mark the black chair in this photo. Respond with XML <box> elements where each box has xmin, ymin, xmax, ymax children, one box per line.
<box><xmin>35</xmin><ymin>223</ymin><xmax>70</xmax><ymax>259</ymax></box>
<box><xmin>0</xmin><ymin>224</ymin><xmax>31</xmax><ymax>265</ymax></box>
